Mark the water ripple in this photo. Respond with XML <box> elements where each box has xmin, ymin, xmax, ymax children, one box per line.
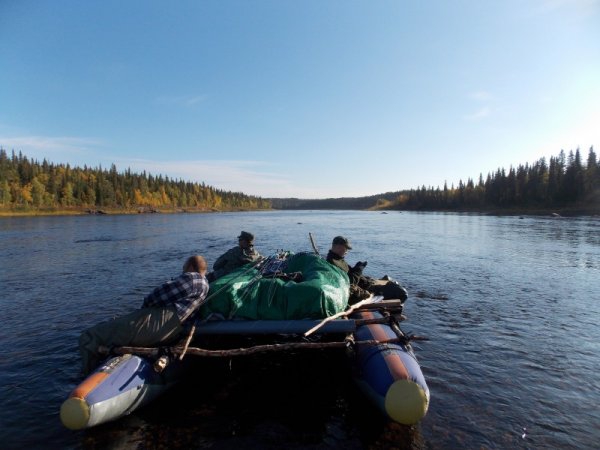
<box><xmin>1</xmin><ymin>211</ymin><xmax>599</xmax><ymax>449</ymax></box>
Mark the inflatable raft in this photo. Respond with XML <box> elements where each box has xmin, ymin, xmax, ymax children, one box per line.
<box><xmin>61</xmin><ymin>251</ymin><xmax>429</xmax><ymax>429</ymax></box>
<box><xmin>351</xmin><ymin>309</ymin><xmax>429</xmax><ymax>424</ymax></box>
<box><xmin>60</xmin><ymin>353</ymin><xmax>181</xmax><ymax>430</ymax></box>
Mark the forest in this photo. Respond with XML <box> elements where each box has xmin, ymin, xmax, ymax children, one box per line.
<box><xmin>271</xmin><ymin>147</ymin><xmax>599</xmax><ymax>214</ymax></box>
<box><xmin>0</xmin><ymin>149</ymin><xmax>270</xmax><ymax>213</ymax></box>
<box><xmin>1</xmin><ymin>147</ymin><xmax>598</xmax><ymax>215</ymax></box>
<box><xmin>389</xmin><ymin>147</ymin><xmax>599</xmax><ymax>212</ymax></box>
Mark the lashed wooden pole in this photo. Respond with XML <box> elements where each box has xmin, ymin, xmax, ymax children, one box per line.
<box><xmin>178</xmin><ymin>324</ymin><xmax>196</xmax><ymax>360</ymax></box>
<box><xmin>309</xmin><ymin>232</ymin><xmax>320</xmax><ymax>256</ymax></box>
<box><xmin>304</xmin><ymin>296</ymin><xmax>377</xmax><ymax>337</ymax></box>
<box><xmin>108</xmin><ymin>336</ymin><xmax>407</xmax><ymax>358</ymax></box>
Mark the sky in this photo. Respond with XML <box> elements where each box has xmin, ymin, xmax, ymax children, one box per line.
<box><xmin>1</xmin><ymin>0</ymin><xmax>599</xmax><ymax>199</ymax></box>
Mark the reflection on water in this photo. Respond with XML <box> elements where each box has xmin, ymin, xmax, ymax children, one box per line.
<box><xmin>1</xmin><ymin>211</ymin><xmax>599</xmax><ymax>449</ymax></box>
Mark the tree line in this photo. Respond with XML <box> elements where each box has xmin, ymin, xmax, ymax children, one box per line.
<box><xmin>1</xmin><ymin>147</ymin><xmax>598</xmax><ymax>214</ymax></box>
<box><xmin>390</xmin><ymin>147</ymin><xmax>598</xmax><ymax>212</ymax></box>
<box><xmin>271</xmin><ymin>147</ymin><xmax>599</xmax><ymax>213</ymax></box>
<box><xmin>0</xmin><ymin>149</ymin><xmax>271</xmax><ymax>212</ymax></box>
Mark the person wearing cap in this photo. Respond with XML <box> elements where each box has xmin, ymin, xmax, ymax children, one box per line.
<box><xmin>208</xmin><ymin>231</ymin><xmax>262</xmax><ymax>281</ymax></box>
<box><xmin>326</xmin><ymin>236</ymin><xmax>408</xmax><ymax>304</ymax></box>
<box><xmin>327</xmin><ymin>236</ymin><xmax>370</xmax><ymax>302</ymax></box>
<box><xmin>326</xmin><ymin>235</ymin><xmax>368</xmax><ymax>284</ymax></box>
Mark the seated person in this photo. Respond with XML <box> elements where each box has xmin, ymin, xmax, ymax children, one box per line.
<box><xmin>326</xmin><ymin>236</ymin><xmax>407</xmax><ymax>303</ymax></box>
<box><xmin>78</xmin><ymin>256</ymin><xmax>209</xmax><ymax>375</ymax></box>
<box><xmin>207</xmin><ymin>231</ymin><xmax>261</xmax><ymax>281</ymax></box>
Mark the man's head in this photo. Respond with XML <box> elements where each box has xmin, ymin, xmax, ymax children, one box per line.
<box><xmin>331</xmin><ymin>235</ymin><xmax>352</xmax><ymax>257</ymax></box>
<box><xmin>238</xmin><ymin>231</ymin><xmax>255</xmax><ymax>249</ymax></box>
<box><xmin>183</xmin><ymin>255</ymin><xmax>208</xmax><ymax>275</ymax></box>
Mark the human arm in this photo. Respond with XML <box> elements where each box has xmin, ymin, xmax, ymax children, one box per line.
<box><xmin>143</xmin><ymin>272</ymin><xmax>209</xmax><ymax>322</ymax></box>
<box><xmin>212</xmin><ymin>249</ymin><xmax>232</xmax><ymax>270</ymax></box>
<box><xmin>350</xmin><ymin>261</ymin><xmax>368</xmax><ymax>275</ymax></box>
<box><xmin>142</xmin><ymin>273</ymin><xmax>206</xmax><ymax>308</ymax></box>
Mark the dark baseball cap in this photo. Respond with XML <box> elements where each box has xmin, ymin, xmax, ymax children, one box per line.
<box><xmin>332</xmin><ymin>236</ymin><xmax>352</xmax><ymax>249</ymax></box>
<box><xmin>238</xmin><ymin>231</ymin><xmax>255</xmax><ymax>242</ymax></box>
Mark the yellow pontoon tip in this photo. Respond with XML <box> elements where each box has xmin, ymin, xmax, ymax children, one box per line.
<box><xmin>60</xmin><ymin>397</ymin><xmax>90</xmax><ymax>430</ymax></box>
<box><xmin>384</xmin><ymin>379</ymin><xmax>429</xmax><ymax>425</ymax></box>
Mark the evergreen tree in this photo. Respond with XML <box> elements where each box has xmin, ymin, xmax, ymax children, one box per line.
<box><xmin>0</xmin><ymin>179</ymin><xmax>11</xmax><ymax>205</ymax></box>
<box><xmin>585</xmin><ymin>147</ymin><xmax>598</xmax><ymax>199</ymax></box>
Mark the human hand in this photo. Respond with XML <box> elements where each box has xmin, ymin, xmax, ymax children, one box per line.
<box><xmin>353</xmin><ymin>261</ymin><xmax>367</xmax><ymax>273</ymax></box>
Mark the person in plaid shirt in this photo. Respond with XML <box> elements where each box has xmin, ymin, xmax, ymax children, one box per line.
<box><xmin>79</xmin><ymin>256</ymin><xmax>209</xmax><ymax>375</ymax></box>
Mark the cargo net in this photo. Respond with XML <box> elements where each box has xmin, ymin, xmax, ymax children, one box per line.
<box><xmin>262</xmin><ymin>251</ymin><xmax>320</xmax><ymax>284</ymax></box>
<box><xmin>260</xmin><ymin>251</ymin><xmax>290</xmax><ymax>277</ymax></box>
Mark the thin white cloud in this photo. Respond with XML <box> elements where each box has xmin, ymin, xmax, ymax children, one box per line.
<box><xmin>0</xmin><ymin>135</ymin><xmax>328</xmax><ymax>197</ymax></box>
<box><xmin>0</xmin><ymin>135</ymin><xmax>101</xmax><ymax>156</ymax></box>
<box><xmin>464</xmin><ymin>107</ymin><xmax>491</xmax><ymax>121</ymax></box>
<box><xmin>465</xmin><ymin>91</ymin><xmax>493</xmax><ymax>120</ymax></box>
<box><xmin>111</xmin><ymin>157</ymin><xmax>300</xmax><ymax>197</ymax></box>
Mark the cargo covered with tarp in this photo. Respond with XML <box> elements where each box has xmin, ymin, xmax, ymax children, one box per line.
<box><xmin>199</xmin><ymin>252</ymin><xmax>350</xmax><ymax>320</ymax></box>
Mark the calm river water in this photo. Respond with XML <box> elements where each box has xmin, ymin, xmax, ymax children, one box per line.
<box><xmin>1</xmin><ymin>211</ymin><xmax>599</xmax><ymax>449</ymax></box>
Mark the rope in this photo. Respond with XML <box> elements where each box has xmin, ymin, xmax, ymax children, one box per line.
<box><xmin>178</xmin><ymin>255</ymin><xmax>270</xmax><ymax>357</ymax></box>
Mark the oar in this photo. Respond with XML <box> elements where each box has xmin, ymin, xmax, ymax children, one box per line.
<box><xmin>304</xmin><ymin>295</ymin><xmax>380</xmax><ymax>337</ymax></box>
<box><xmin>309</xmin><ymin>232</ymin><xmax>320</xmax><ymax>256</ymax></box>
<box><xmin>178</xmin><ymin>323</ymin><xmax>196</xmax><ymax>360</ymax></box>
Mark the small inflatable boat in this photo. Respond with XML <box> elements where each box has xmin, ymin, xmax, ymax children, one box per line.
<box><xmin>61</xmin><ymin>252</ymin><xmax>429</xmax><ymax>429</ymax></box>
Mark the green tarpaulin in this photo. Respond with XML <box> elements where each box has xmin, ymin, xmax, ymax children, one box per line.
<box><xmin>200</xmin><ymin>252</ymin><xmax>350</xmax><ymax>320</ymax></box>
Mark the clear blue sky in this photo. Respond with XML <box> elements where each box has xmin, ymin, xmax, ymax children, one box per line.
<box><xmin>1</xmin><ymin>1</ymin><xmax>599</xmax><ymax>198</ymax></box>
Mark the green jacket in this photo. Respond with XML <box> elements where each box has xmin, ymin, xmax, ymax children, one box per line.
<box><xmin>327</xmin><ymin>250</ymin><xmax>375</xmax><ymax>288</ymax></box>
<box><xmin>213</xmin><ymin>245</ymin><xmax>261</xmax><ymax>279</ymax></box>
<box><xmin>326</xmin><ymin>250</ymin><xmax>350</xmax><ymax>273</ymax></box>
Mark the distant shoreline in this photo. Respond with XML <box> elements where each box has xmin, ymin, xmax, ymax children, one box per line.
<box><xmin>1</xmin><ymin>205</ymin><xmax>598</xmax><ymax>218</ymax></box>
<box><xmin>375</xmin><ymin>206</ymin><xmax>600</xmax><ymax>217</ymax></box>
<box><xmin>0</xmin><ymin>206</ymin><xmax>271</xmax><ymax>217</ymax></box>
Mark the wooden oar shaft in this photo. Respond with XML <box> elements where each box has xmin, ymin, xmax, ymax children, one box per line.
<box><xmin>178</xmin><ymin>324</ymin><xmax>195</xmax><ymax>360</ymax></box>
<box><xmin>355</xmin><ymin>299</ymin><xmax>404</xmax><ymax>310</ymax></box>
<box><xmin>109</xmin><ymin>336</ymin><xmax>405</xmax><ymax>358</ymax></box>
<box><xmin>308</xmin><ymin>232</ymin><xmax>320</xmax><ymax>256</ymax></box>
<box><xmin>304</xmin><ymin>296</ymin><xmax>376</xmax><ymax>337</ymax></box>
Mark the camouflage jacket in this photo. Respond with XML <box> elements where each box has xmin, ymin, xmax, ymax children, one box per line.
<box><xmin>326</xmin><ymin>250</ymin><xmax>372</xmax><ymax>303</ymax></box>
<box><xmin>326</xmin><ymin>250</ymin><xmax>351</xmax><ymax>273</ymax></box>
<box><xmin>213</xmin><ymin>245</ymin><xmax>261</xmax><ymax>279</ymax></box>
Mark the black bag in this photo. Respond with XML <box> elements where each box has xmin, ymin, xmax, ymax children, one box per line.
<box><xmin>380</xmin><ymin>281</ymin><xmax>408</xmax><ymax>302</ymax></box>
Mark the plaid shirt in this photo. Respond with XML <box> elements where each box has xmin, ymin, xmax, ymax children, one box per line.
<box><xmin>142</xmin><ymin>272</ymin><xmax>209</xmax><ymax>323</ymax></box>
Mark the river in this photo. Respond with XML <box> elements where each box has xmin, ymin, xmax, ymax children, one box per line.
<box><xmin>1</xmin><ymin>210</ymin><xmax>599</xmax><ymax>449</ymax></box>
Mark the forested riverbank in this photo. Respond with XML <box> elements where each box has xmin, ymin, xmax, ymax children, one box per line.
<box><xmin>272</xmin><ymin>147</ymin><xmax>600</xmax><ymax>215</ymax></box>
<box><xmin>0</xmin><ymin>149</ymin><xmax>271</xmax><ymax>215</ymax></box>
<box><xmin>1</xmin><ymin>147</ymin><xmax>598</xmax><ymax>217</ymax></box>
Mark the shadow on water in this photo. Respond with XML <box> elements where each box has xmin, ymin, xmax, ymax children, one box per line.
<box><xmin>77</xmin><ymin>351</ymin><xmax>424</xmax><ymax>450</ymax></box>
